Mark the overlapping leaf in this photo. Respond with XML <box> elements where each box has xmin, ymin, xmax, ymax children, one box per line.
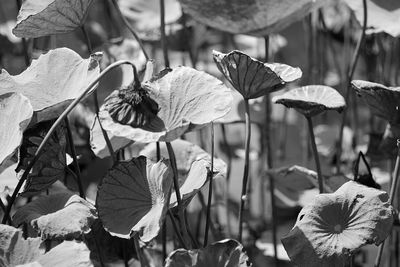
<box><xmin>0</xmin><ymin>93</ymin><xmax>33</xmax><ymax>169</ymax></box>
<box><xmin>178</xmin><ymin>0</ymin><xmax>331</xmax><ymax>36</ymax></box>
<box><xmin>272</xmin><ymin>85</ymin><xmax>346</xmax><ymax>117</ymax></box>
<box><xmin>96</xmin><ymin>156</ymin><xmax>173</xmax><ymax>242</ymax></box>
<box><xmin>282</xmin><ymin>181</ymin><xmax>394</xmax><ymax>267</ymax></box>
<box><xmin>13</xmin><ymin>193</ymin><xmax>97</xmax><ymax>240</ymax></box>
<box><xmin>0</xmin><ymin>47</ymin><xmax>101</xmax><ymax>124</ymax></box>
<box><xmin>16</xmin><ymin>121</ymin><xmax>67</xmax><ymax>197</ymax></box>
<box><xmin>165</xmin><ymin>239</ymin><xmax>251</xmax><ymax>267</ymax></box>
<box><xmin>13</xmin><ymin>0</ymin><xmax>94</xmax><ymax>38</ymax></box>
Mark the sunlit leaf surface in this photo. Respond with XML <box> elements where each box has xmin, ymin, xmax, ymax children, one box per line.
<box><xmin>344</xmin><ymin>0</ymin><xmax>400</xmax><ymax>37</ymax></box>
<box><xmin>13</xmin><ymin>193</ymin><xmax>97</xmax><ymax>240</ymax></box>
<box><xmin>165</xmin><ymin>239</ymin><xmax>251</xmax><ymax>267</ymax></box>
<box><xmin>92</xmin><ymin>66</ymin><xmax>232</xmax><ymax>152</ymax></box>
<box><xmin>13</xmin><ymin>0</ymin><xmax>94</xmax><ymax>38</ymax></box>
<box><xmin>96</xmin><ymin>156</ymin><xmax>173</xmax><ymax>241</ymax></box>
<box><xmin>213</xmin><ymin>50</ymin><xmax>301</xmax><ymax>99</ymax></box>
<box><xmin>272</xmin><ymin>85</ymin><xmax>345</xmax><ymax>117</ymax></box>
<box><xmin>282</xmin><ymin>181</ymin><xmax>394</xmax><ymax>267</ymax></box>
<box><xmin>16</xmin><ymin>121</ymin><xmax>67</xmax><ymax>197</ymax></box>
<box><xmin>0</xmin><ymin>48</ymin><xmax>101</xmax><ymax>124</ymax></box>
<box><xmin>139</xmin><ymin>139</ymin><xmax>227</xmax><ymax>207</ymax></box>
<box><xmin>178</xmin><ymin>0</ymin><xmax>331</xmax><ymax>36</ymax></box>
<box><xmin>0</xmin><ymin>93</ymin><xmax>33</xmax><ymax>169</ymax></box>
<box><xmin>0</xmin><ymin>224</ymin><xmax>44</xmax><ymax>266</ymax></box>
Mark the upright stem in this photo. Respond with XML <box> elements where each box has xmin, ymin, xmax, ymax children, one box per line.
<box><xmin>220</xmin><ymin>123</ymin><xmax>232</xmax><ymax>235</ymax></box>
<box><xmin>1</xmin><ymin>60</ymin><xmax>135</xmax><ymax>224</ymax></box>
<box><xmin>65</xmin><ymin>117</ymin><xmax>85</xmax><ymax>199</ymax></box>
<box><xmin>375</xmin><ymin>140</ymin><xmax>400</xmax><ymax>267</ymax></box>
<box><xmin>204</xmin><ymin>122</ymin><xmax>214</xmax><ymax>246</ymax></box>
<box><xmin>306</xmin><ymin>116</ymin><xmax>324</xmax><ymax>193</ymax></box>
<box><xmin>337</xmin><ymin>0</ymin><xmax>367</xmax><ymax>173</ymax></box>
<box><xmin>81</xmin><ymin>25</ymin><xmax>93</xmax><ymax>54</ymax></box>
<box><xmin>160</xmin><ymin>0</ymin><xmax>170</xmax><ymax>68</ymax></box>
<box><xmin>238</xmin><ymin>99</ymin><xmax>251</xmax><ymax>242</ymax></box>
<box><xmin>133</xmin><ymin>234</ymin><xmax>146</xmax><ymax>267</ymax></box>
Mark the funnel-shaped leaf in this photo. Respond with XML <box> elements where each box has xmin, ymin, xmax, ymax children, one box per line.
<box><xmin>213</xmin><ymin>50</ymin><xmax>301</xmax><ymax>99</ymax></box>
<box><xmin>16</xmin><ymin>121</ymin><xmax>67</xmax><ymax>197</ymax></box>
<box><xmin>0</xmin><ymin>93</ymin><xmax>33</xmax><ymax>168</ymax></box>
<box><xmin>352</xmin><ymin>80</ymin><xmax>400</xmax><ymax>125</ymax></box>
<box><xmin>0</xmin><ymin>224</ymin><xmax>44</xmax><ymax>266</ymax></box>
<box><xmin>178</xmin><ymin>0</ymin><xmax>330</xmax><ymax>36</ymax></box>
<box><xmin>13</xmin><ymin>193</ymin><xmax>97</xmax><ymax>240</ymax></box>
<box><xmin>139</xmin><ymin>139</ymin><xmax>227</xmax><ymax>207</ymax></box>
<box><xmin>282</xmin><ymin>181</ymin><xmax>394</xmax><ymax>267</ymax></box>
<box><xmin>92</xmin><ymin>66</ymin><xmax>232</xmax><ymax>152</ymax></box>
<box><xmin>0</xmin><ymin>48</ymin><xmax>101</xmax><ymax>124</ymax></box>
<box><xmin>344</xmin><ymin>0</ymin><xmax>400</xmax><ymax>37</ymax></box>
<box><xmin>96</xmin><ymin>156</ymin><xmax>173</xmax><ymax>242</ymax></box>
<box><xmin>165</xmin><ymin>239</ymin><xmax>250</xmax><ymax>267</ymax></box>
<box><xmin>272</xmin><ymin>85</ymin><xmax>345</xmax><ymax>117</ymax></box>
<box><xmin>13</xmin><ymin>0</ymin><xmax>94</xmax><ymax>38</ymax></box>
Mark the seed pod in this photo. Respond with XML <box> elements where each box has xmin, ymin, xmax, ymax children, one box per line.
<box><xmin>104</xmin><ymin>82</ymin><xmax>159</xmax><ymax>129</ymax></box>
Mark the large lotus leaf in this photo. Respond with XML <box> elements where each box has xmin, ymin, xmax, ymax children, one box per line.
<box><xmin>0</xmin><ymin>224</ymin><xmax>44</xmax><ymax>267</ymax></box>
<box><xmin>0</xmin><ymin>48</ymin><xmax>101</xmax><ymax>124</ymax></box>
<box><xmin>352</xmin><ymin>80</ymin><xmax>400</xmax><ymax>125</ymax></box>
<box><xmin>178</xmin><ymin>0</ymin><xmax>331</xmax><ymax>36</ymax></box>
<box><xmin>12</xmin><ymin>0</ymin><xmax>94</xmax><ymax>38</ymax></box>
<box><xmin>272</xmin><ymin>85</ymin><xmax>346</xmax><ymax>117</ymax></box>
<box><xmin>213</xmin><ymin>50</ymin><xmax>302</xmax><ymax>99</ymax></box>
<box><xmin>13</xmin><ymin>193</ymin><xmax>97</xmax><ymax>240</ymax></box>
<box><xmin>344</xmin><ymin>0</ymin><xmax>400</xmax><ymax>37</ymax></box>
<box><xmin>165</xmin><ymin>239</ymin><xmax>250</xmax><ymax>267</ymax></box>
<box><xmin>282</xmin><ymin>181</ymin><xmax>394</xmax><ymax>267</ymax></box>
<box><xmin>96</xmin><ymin>156</ymin><xmax>173</xmax><ymax>242</ymax></box>
<box><xmin>94</xmin><ymin>66</ymin><xmax>232</xmax><ymax>149</ymax></box>
<box><xmin>0</xmin><ymin>93</ymin><xmax>33</xmax><ymax>169</ymax></box>
<box><xmin>16</xmin><ymin>121</ymin><xmax>67</xmax><ymax>197</ymax></box>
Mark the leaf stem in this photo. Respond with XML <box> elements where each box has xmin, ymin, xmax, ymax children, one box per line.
<box><xmin>306</xmin><ymin>116</ymin><xmax>324</xmax><ymax>193</ymax></box>
<box><xmin>133</xmin><ymin>234</ymin><xmax>147</xmax><ymax>267</ymax></box>
<box><xmin>168</xmin><ymin>209</ymin><xmax>188</xmax><ymax>249</ymax></box>
<box><xmin>204</xmin><ymin>122</ymin><xmax>214</xmax><ymax>246</ymax></box>
<box><xmin>110</xmin><ymin>0</ymin><xmax>149</xmax><ymax>60</ymax></box>
<box><xmin>375</xmin><ymin>140</ymin><xmax>400</xmax><ymax>267</ymax></box>
<box><xmin>1</xmin><ymin>60</ymin><xmax>136</xmax><ymax>224</ymax></box>
<box><xmin>160</xmin><ymin>0</ymin><xmax>170</xmax><ymax>68</ymax></box>
<box><xmin>238</xmin><ymin>99</ymin><xmax>251</xmax><ymax>242</ymax></box>
<box><xmin>220</xmin><ymin>123</ymin><xmax>232</xmax><ymax>235</ymax></box>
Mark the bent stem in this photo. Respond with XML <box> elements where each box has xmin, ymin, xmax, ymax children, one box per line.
<box><xmin>204</xmin><ymin>122</ymin><xmax>214</xmax><ymax>246</ymax></box>
<box><xmin>1</xmin><ymin>60</ymin><xmax>137</xmax><ymax>224</ymax></box>
<box><xmin>238</xmin><ymin>99</ymin><xmax>252</xmax><ymax>242</ymax></box>
<box><xmin>375</xmin><ymin>140</ymin><xmax>400</xmax><ymax>267</ymax></box>
<box><xmin>306</xmin><ymin>116</ymin><xmax>324</xmax><ymax>193</ymax></box>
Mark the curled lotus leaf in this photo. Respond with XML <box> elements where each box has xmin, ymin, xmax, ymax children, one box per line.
<box><xmin>96</xmin><ymin>156</ymin><xmax>173</xmax><ymax>242</ymax></box>
<box><xmin>178</xmin><ymin>0</ymin><xmax>330</xmax><ymax>36</ymax></box>
<box><xmin>344</xmin><ymin>0</ymin><xmax>400</xmax><ymax>37</ymax></box>
<box><xmin>165</xmin><ymin>239</ymin><xmax>251</xmax><ymax>267</ymax></box>
<box><xmin>352</xmin><ymin>80</ymin><xmax>400</xmax><ymax>126</ymax></box>
<box><xmin>0</xmin><ymin>224</ymin><xmax>44</xmax><ymax>267</ymax></box>
<box><xmin>0</xmin><ymin>48</ymin><xmax>101</xmax><ymax>124</ymax></box>
<box><xmin>272</xmin><ymin>85</ymin><xmax>345</xmax><ymax>117</ymax></box>
<box><xmin>93</xmin><ymin>66</ymin><xmax>232</xmax><ymax>150</ymax></box>
<box><xmin>213</xmin><ymin>50</ymin><xmax>301</xmax><ymax>99</ymax></box>
<box><xmin>13</xmin><ymin>0</ymin><xmax>94</xmax><ymax>38</ymax></box>
<box><xmin>0</xmin><ymin>93</ymin><xmax>33</xmax><ymax>169</ymax></box>
<box><xmin>139</xmin><ymin>139</ymin><xmax>227</xmax><ymax>207</ymax></box>
<box><xmin>282</xmin><ymin>181</ymin><xmax>394</xmax><ymax>267</ymax></box>
<box><xmin>13</xmin><ymin>193</ymin><xmax>97</xmax><ymax>240</ymax></box>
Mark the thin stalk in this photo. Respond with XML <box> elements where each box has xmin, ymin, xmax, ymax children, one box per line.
<box><xmin>306</xmin><ymin>116</ymin><xmax>324</xmax><ymax>193</ymax></box>
<box><xmin>81</xmin><ymin>25</ymin><xmax>93</xmax><ymax>54</ymax></box>
<box><xmin>133</xmin><ymin>234</ymin><xmax>146</xmax><ymax>267</ymax></box>
<box><xmin>165</xmin><ymin>142</ymin><xmax>190</xmax><ymax>247</ymax></box>
<box><xmin>160</xmin><ymin>0</ymin><xmax>170</xmax><ymax>68</ymax></box>
<box><xmin>168</xmin><ymin>209</ymin><xmax>188</xmax><ymax>249</ymax></box>
<box><xmin>184</xmin><ymin>210</ymin><xmax>199</xmax><ymax>248</ymax></box>
<box><xmin>110</xmin><ymin>0</ymin><xmax>149</xmax><ymax>60</ymax></box>
<box><xmin>65</xmin><ymin>117</ymin><xmax>85</xmax><ymax>199</ymax></box>
<box><xmin>1</xmin><ymin>60</ymin><xmax>136</xmax><ymax>224</ymax></box>
<box><xmin>162</xmin><ymin>222</ymin><xmax>167</xmax><ymax>260</ymax></box>
<box><xmin>238</xmin><ymin>99</ymin><xmax>251</xmax><ymax>242</ymax></box>
<box><xmin>337</xmin><ymin>0</ymin><xmax>367</xmax><ymax>173</ymax></box>
<box><xmin>375</xmin><ymin>141</ymin><xmax>400</xmax><ymax>267</ymax></box>
<box><xmin>220</xmin><ymin>123</ymin><xmax>232</xmax><ymax>235</ymax></box>
<box><xmin>204</xmin><ymin>122</ymin><xmax>214</xmax><ymax>246</ymax></box>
